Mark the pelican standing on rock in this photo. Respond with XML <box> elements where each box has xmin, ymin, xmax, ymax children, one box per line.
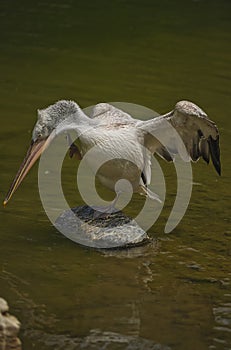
<box><xmin>4</xmin><ymin>100</ymin><xmax>221</xmax><ymax>212</ymax></box>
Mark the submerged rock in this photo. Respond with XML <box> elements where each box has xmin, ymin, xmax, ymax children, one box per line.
<box><xmin>55</xmin><ymin>205</ymin><xmax>149</xmax><ymax>249</ymax></box>
<box><xmin>0</xmin><ymin>298</ymin><xmax>21</xmax><ymax>350</ymax></box>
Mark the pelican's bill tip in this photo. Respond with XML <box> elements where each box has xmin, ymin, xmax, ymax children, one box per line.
<box><xmin>3</xmin><ymin>199</ymin><xmax>8</xmax><ymax>207</ymax></box>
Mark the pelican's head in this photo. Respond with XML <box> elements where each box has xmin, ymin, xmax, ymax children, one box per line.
<box><xmin>4</xmin><ymin>100</ymin><xmax>79</xmax><ymax>205</ymax></box>
<box><xmin>32</xmin><ymin>100</ymin><xmax>79</xmax><ymax>141</ymax></box>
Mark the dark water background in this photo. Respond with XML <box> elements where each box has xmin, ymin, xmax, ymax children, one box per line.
<box><xmin>0</xmin><ymin>1</ymin><xmax>230</xmax><ymax>349</ymax></box>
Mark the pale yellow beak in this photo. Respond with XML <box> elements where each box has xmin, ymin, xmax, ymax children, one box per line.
<box><xmin>4</xmin><ymin>138</ymin><xmax>50</xmax><ymax>205</ymax></box>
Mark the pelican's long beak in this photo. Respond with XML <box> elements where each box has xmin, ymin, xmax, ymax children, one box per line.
<box><xmin>3</xmin><ymin>138</ymin><xmax>50</xmax><ymax>205</ymax></box>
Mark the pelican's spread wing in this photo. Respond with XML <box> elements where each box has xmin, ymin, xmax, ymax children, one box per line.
<box><xmin>91</xmin><ymin>103</ymin><xmax>134</xmax><ymax>124</ymax></box>
<box><xmin>137</xmin><ymin>100</ymin><xmax>221</xmax><ymax>175</ymax></box>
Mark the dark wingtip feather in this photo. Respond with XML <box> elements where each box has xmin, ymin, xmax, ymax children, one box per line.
<box><xmin>202</xmin><ymin>152</ymin><xmax>210</xmax><ymax>164</ymax></box>
<box><xmin>200</xmin><ymin>138</ymin><xmax>210</xmax><ymax>164</ymax></box>
<box><xmin>208</xmin><ymin>136</ymin><xmax>221</xmax><ymax>175</ymax></box>
<box><xmin>157</xmin><ymin>147</ymin><xmax>173</xmax><ymax>162</ymax></box>
<box><xmin>141</xmin><ymin>171</ymin><xmax>147</xmax><ymax>186</ymax></box>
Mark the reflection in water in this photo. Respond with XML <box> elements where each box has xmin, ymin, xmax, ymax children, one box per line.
<box><xmin>1</xmin><ymin>265</ymin><xmax>171</xmax><ymax>350</ymax></box>
<box><xmin>212</xmin><ymin>292</ymin><xmax>231</xmax><ymax>349</ymax></box>
<box><xmin>29</xmin><ymin>329</ymin><xmax>171</xmax><ymax>350</ymax></box>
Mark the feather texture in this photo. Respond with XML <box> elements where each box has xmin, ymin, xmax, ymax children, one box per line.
<box><xmin>137</xmin><ymin>100</ymin><xmax>221</xmax><ymax>175</ymax></box>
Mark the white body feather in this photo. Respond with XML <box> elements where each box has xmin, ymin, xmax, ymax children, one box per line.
<box><xmin>50</xmin><ymin>100</ymin><xmax>221</xmax><ymax>196</ymax></box>
<box><xmin>78</xmin><ymin>124</ymin><xmax>147</xmax><ymax>192</ymax></box>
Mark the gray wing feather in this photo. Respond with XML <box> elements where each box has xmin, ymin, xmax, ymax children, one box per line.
<box><xmin>138</xmin><ymin>100</ymin><xmax>221</xmax><ymax>175</ymax></box>
<box><xmin>91</xmin><ymin>103</ymin><xmax>134</xmax><ymax>123</ymax></box>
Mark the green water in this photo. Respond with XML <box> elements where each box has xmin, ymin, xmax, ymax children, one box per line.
<box><xmin>0</xmin><ymin>0</ymin><xmax>230</xmax><ymax>349</ymax></box>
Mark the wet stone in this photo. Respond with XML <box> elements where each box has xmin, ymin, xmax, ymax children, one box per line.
<box><xmin>55</xmin><ymin>205</ymin><xmax>149</xmax><ymax>249</ymax></box>
<box><xmin>0</xmin><ymin>299</ymin><xmax>8</xmax><ymax>315</ymax></box>
<box><xmin>0</xmin><ymin>298</ymin><xmax>21</xmax><ymax>350</ymax></box>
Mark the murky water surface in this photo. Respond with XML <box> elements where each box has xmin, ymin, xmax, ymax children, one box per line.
<box><xmin>0</xmin><ymin>1</ymin><xmax>230</xmax><ymax>349</ymax></box>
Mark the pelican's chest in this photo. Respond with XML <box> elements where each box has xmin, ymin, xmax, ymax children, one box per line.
<box><xmin>79</xmin><ymin>125</ymin><xmax>143</xmax><ymax>163</ymax></box>
<box><xmin>77</xmin><ymin>124</ymin><xmax>146</xmax><ymax>190</ymax></box>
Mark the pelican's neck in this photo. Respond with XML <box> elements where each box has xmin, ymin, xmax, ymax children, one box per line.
<box><xmin>50</xmin><ymin>102</ymin><xmax>98</xmax><ymax>139</ymax></box>
<box><xmin>73</xmin><ymin>104</ymin><xmax>95</xmax><ymax>125</ymax></box>
<box><xmin>33</xmin><ymin>100</ymin><xmax>96</xmax><ymax>142</ymax></box>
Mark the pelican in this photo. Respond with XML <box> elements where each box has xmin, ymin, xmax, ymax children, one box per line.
<box><xmin>4</xmin><ymin>100</ymin><xmax>221</xmax><ymax>210</ymax></box>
